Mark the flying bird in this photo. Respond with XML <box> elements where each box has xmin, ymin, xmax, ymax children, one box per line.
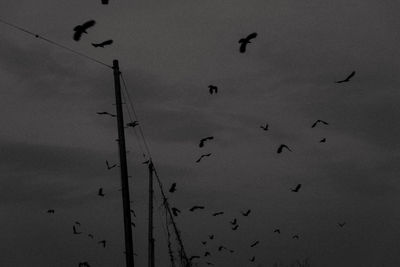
<box><xmin>250</xmin><ymin>241</ymin><xmax>259</xmax><ymax>247</ymax></box>
<box><xmin>274</xmin><ymin>229</ymin><xmax>281</xmax><ymax>234</ymax></box>
<box><xmin>319</xmin><ymin>138</ymin><xmax>326</xmax><ymax>143</ymax></box>
<box><xmin>338</xmin><ymin>222</ymin><xmax>346</xmax><ymax>228</ymax></box>
<box><xmin>73</xmin><ymin>20</ymin><xmax>96</xmax><ymax>41</ymax></box>
<box><xmin>88</xmin><ymin>234</ymin><xmax>94</xmax><ymax>239</ymax></box>
<box><xmin>208</xmin><ymin>85</ymin><xmax>218</xmax><ymax>94</ymax></box>
<box><xmin>171</xmin><ymin>207</ymin><xmax>181</xmax><ymax>217</ymax></box>
<box><xmin>96</xmin><ymin>111</ymin><xmax>116</xmax><ymax>117</ymax></box>
<box><xmin>212</xmin><ymin>211</ymin><xmax>224</xmax><ymax>216</ymax></box>
<box><xmin>277</xmin><ymin>144</ymin><xmax>292</xmax><ymax>154</ymax></box>
<box><xmin>92</xmin><ymin>39</ymin><xmax>113</xmax><ymax>48</ymax></box>
<box><xmin>230</xmin><ymin>218</ymin><xmax>237</xmax><ymax>225</ymax></box>
<box><xmin>169</xmin><ymin>183</ymin><xmax>177</xmax><ymax>193</ymax></box>
<box><xmin>249</xmin><ymin>256</ymin><xmax>255</xmax><ymax>262</ymax></box>
<box><xmin>231</xmin><ymin>225</ymin><xmax>239</xmax><ymax>231</ymax></box>
<box><xmin>208</xmin><ymin>234</ymin><xmax>214</xmax><ymax>240</ymax></box>
<box><xmin>189</xmin><ymin>206</ymin><xmax>205</xmax><ymax>212</ymax></box>
<box><xmin>46</xmin><ymin>209</ymin><xmax>55</xmax><ymax>214</ymax></box>
<box><xmin>260</xmin><ymin>123</ymin><xmax>269</xmax><ymax>131</ymax></box>
<box><xmin>196</xmin><ymin>153</ymin><xmax>212</xmax><ymax>163</ymax></box>
<box><xmin>126</xmin><ymin>121</ymin><xmax>139</xmax><ymax>128</ymax></box>
<box><xmin>106</xmin><ymin>160</ymin><xmax>117</xmax><ymax>170</ymax></box>
<box><xmin>73</xmin><ymin>225</ymin><xmax>81</xmax><ymax>235</ymax></box>
<box><xmin>291</xmin><ymin>184</ymin><xmax>302</xmax><ymax>192</ymax></box>
<box><xmin>201</xmin><ymin>241</ymin><xmax>207</xmax><ymax>245</ymax></box>
<box><xmin>199</xmin><ymin>136</ymin><xmax>214</xmax><ymax>148</ymax></box>
<box><xmin>239</xmin><ymin>32</ymin><xmax>257</xmax><ymax>53</ymax></box>
<box><xmin>98</xmin><ymin>188</ymin><xmax>105</xmax><ymax>197</ymax></box>
<box><xmin>204</xmin><ymin>251</ymin><xmax>211</xmax><ymax>257</ymax></box>
<box><xmin>292</xmin><ymin>234</ymin><xmax>299</xmax><ymax>239</ymax></box>
<box><xmin>311</xmin><ymin>119</ymin><xmax>329</xmax><ymax>128</ymax></box>
<box><xmin>335</xmin><ymin>71</ymin><xmax>356</xmax><ymax>83</ymax></box>
<box><xmin>101</xmin><ymin>0</ymin><xmax>109</xmax><ymax>4</ymax></box>
<box><xmin>241</xmin><ymin>209</ymin><xmax>251</xmax><ymax>216</ymax></box>
<box><xmin>79</xmin><ymin>262</ymin><xmax>90</xmax><ymax>267</ymax></box>
<box><xmin>218</xmin><ymin>245</ymin><xmax>227</xmax><ymax>251</ymax></box>
<box><xmin>98</xmin><ymin>240</ymin><xmax>107</xmax><ymax>248</ymax></box>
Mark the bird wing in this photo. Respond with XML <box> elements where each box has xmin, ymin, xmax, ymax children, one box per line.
<box><xmin>82</xmin><ymin>20</ymin><xmax>96</xmax><ymax>30</ymax></box>
<box><xmin>247</xmin><ymin>32</ymin><xmax>258</xmax><ymax>40</ymax></box>
<box><xmin>239</xmin><ymin>42</ymin><xmax>247</xmax><ymax>53</ymax></box>
<box><xmin>296</xmin><ymin>184</ymin><xmax>302</xmax><ymax>190</ymax></box>
<box><xmin>346</xmin><ymin>71</ymin><xmax>356</xmax><ymax>80</ymax></box>
<box><xmin>199</xmin><ymin>140</ymin><xmax>205</xmax><ymax>147</ymax></box>
<box><xmin>101</xmin><ymin>39</ymin><xmax>113</xmax><ymax>45</ymax></box>
<box><xmin>73</xmin><ymin>30</ymin><xmax>82</xmax><ymax>41</ymax></box>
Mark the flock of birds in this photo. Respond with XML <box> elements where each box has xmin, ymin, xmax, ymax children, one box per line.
<box><xmin>44</xmin><ymin>2</ymin><xmax>359</xmax><ymax>266</ymax></box>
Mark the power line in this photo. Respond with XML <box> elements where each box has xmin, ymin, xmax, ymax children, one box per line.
<box><xmin>0</xmin><ymin>17</ymin><xmax>113</xmax><ymax>69</ymax></box>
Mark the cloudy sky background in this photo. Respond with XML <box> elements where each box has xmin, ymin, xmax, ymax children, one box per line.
<box><xmin>1</xmin><ymin>0</ymin><xmax>400</xmax><ymax>266</ymax></box>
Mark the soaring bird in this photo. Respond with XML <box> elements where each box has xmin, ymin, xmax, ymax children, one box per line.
<box><xmin>292</xmin><ymin>234</ymin><xmax>299</xmax><ymax>239</ymax></box>
<box><xmin>208</xmin><ymin>85</ymin><xmax>218</xmax><ymax>94</ymax></box>
<box><xmin>126</xmin><ymin>121</ymin><xmax>139</xmax><ymax>128</ymax></box>
<box><xmin>231</xmin><ymin>225</ymin><xmax>239</xmax><ymax>231</ymax></box>
<box><xmin>98</xmin><ymin>240</ymin><xmax>107</xmax><ymax>247</ymax></box>
<box><xmin>196</xmin><ymin>153</ymin><xmax>212</xmax><ymax>163</ymax></box>
<box><xmin>338</xmin><ymin>222</ymin><xmax>346</xmax><ymax>228</ymax></box>
<box><xmin>189</xmin><ymin>206</ymin><xmax>205</xmax><ymax>212</ymax></box>
<box><xmin>199</xmin><ymin>136</ymin><xmax>214</xmax><ymax>147</ymax></box>
<box><xmin>277</xmin><ymin>144</ymin><xmax>292</xmax><ymax>154</ymax></box>
<box><xmin>274</xmin><ymin>229</ymin><xmax>281</xmax><ymax>234</ymax></box>
<box><xmin>208</xmin><ymin>234</ymin><xmax>214</xmax><ymax>240</ymax></box>
<box><xmin>201</xmin><ymin>241</ymin><xmax>207</xmax><ymax>245</ymax></box>
<box><xmin>98</xmin><ymin>188</ymin><xmax>105</xmax><ymax>197</ymax></box>
<box><xmin>249</xmin><ymin>256</ymin><xmax>255</xmax><ymax>262</ymax></box>
<box><xmin>239</xmin><ymin>32</ymin><xmax>257</xmax><ymax>53</ymax></box>
<box><xmin>291</xmin><ymin>184</ymin><xmax>302</xmax><ymax>192</ymax></box>
<box><xmin>204</xmin><ymin>251</ymin><xmax>211</xmax><ymax>257</ymax></box>
<box><xmin>212</xmin><ymin>211</ymin><xmax>224</xmax><ymax>216</ymax></box>
<box><xmin>101</xmin><ymin>0</ymin><xmax>109</xmax><ymax>4</ymax></box>
<box><xmin>106</xmin><ymin>160</ymin><xmax>117</xmax><ymax>170</ymax></box>
<box><xmin>260</xmin><ymin>123</ymin><xmax>269</xmax><ymax>131</ymax></box>
<box><xmin>218</xmin><ymin>245</ymin><xmax>227</xmax><ymax>251</ymax></box>
<box><xmin>319</xmin><ymin>138</ymin><xmax>327</xmax><ymax>143</ymax></box>
<box><xmin>230</xmin><ymin>218</ymin><xmax>237</xmax><ymax>225</ymax></box>
<box><xmin>335</xmin><ymin>71</ymin><xmax>356</xmax><ymax>83</ymax></box>
<box><xmin>92</xmin><ymin>39</ymin><xmax>113</xmax><ymax>48</ymax></box>
<box><xmin>96</xmin><ymin>111</ymin><xmax>116</xmax><ymax>117</ymax></box>
<box><xmin>47</xmin><ymin>209</ymin><xmax>55</xmax><ymax>214</ymax></box>
<box><xmin>250</xmin><ymin>241</ymin><xmax>259</xmax><ymax>247</ymax></box>
<box><xmin>73</xmin><ymin>20</ymin><xmax>96</xmax><ymax>41</ymax></box>
<box><xmin>73</xmin><ymin>225</ymin><xmax>81</xmax><ymax>235</ymax></box>
<box><xmin>241</xmin><ymin>209</ymin><xmax>251</xmax><ymax>216</ymax></box>
<box><xmin>171</xmin><ymin>207</ymin><xmax>181</xmax><ymax>217</ymax></box>
<box><xmin>169</xmin><ymin>183</ymin><xmax>177</xmax><ymax>193</ymax></box>
<box><xmin>311</xmin><ymin>119</ymin><xmax>329</xmax><ymax>128</ymax></box>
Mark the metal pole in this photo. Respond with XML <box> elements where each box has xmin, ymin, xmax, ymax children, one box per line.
<box><xmin>113</xmin><ymin>59</ymin><xmax>134</xmax><ymax>267</ymax></box>
<box><xmin>148</xmin><ymin>161</ymin><xmax>155</xmax><ymax>267</ymax></box>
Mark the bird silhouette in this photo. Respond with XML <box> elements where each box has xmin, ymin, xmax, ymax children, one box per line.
<box><xmin>201</xmin><ymin>241</ymin><xmax>207</xmax><ymax>245</ymax></box>
<box><xmin>199</xmin><ymin>136</ymin><xmax>214</xmax><ymax>147</ymax></box>
<box><xmin>335</xmin><ymin>71</ymin><xmax>356</xmax><ymax>83</ymax></box>
<box><xmin>189</xmin><ymin>206</ymin><xmax>205</xmax><ymax>212</ymax></box>
<box><xmin>274</xmin><ymin>229</ymin><xmax>281</xmax><ymax>234</ymax></box>
<box><xmin>311</xmin><ymin>119</ymin><xmax>329</xmax><ymax>128</ymax></box>
<box><xmin>73</xmin><ymin>20</ymin><xmax>96</xmax><ymax>41</ymax></box>
<box><xmin>204</xmin><ymin>251</ymin><xmax>211</xmax><ymax>257</ymax></box>
<box><xmin>231</xmin><ymin>225</ymin><xmax>239</xmax><ymax>231</ymax></box>
<box><xmin>196</xmin><ymin>153</ymin><xmax>212</xmax><ymax>163</ymax></box>
<box><xmin>169</xmin><ymin>183</ymin><xmax>177</xmax><ymax>193</ymax></box>
<box><xmin>218</xmin><ymin>245</ymin><xmax>227</xmax><ymax>251</ymax></box>
<box><xmin>208</xmin><ymin>85</ymin><xmax>218</xmax><ymax>94</ymax></box>
<box><xmin>250</xmin><ymin>241</ymin><xmax>259</xmax><ymax>247</ymax></box>
<box><xmin>88</xmin><ymin>234</ymin><xmax>94</xmax><ymax>239</ymax></box>
<box><xmin>101</xmin><ymin>0</ymin><xmax>109</xmax><ymax>4</ymax></box>
<box><xmin>291</xmin><ymin>184</ymin><xmax>302</xmax><ymax>192</ymax></box>
<box><xmin>260</xmin><ymin>123</ymin><xmax>269</xmax><ymax>131</ymax></box>
<box><xmin>106</xmin><ymin>160</ymin><xmax>117</xmax><ymax>170</ymax></box>
<box><xmin>96</xmin><ymin>111</ymin><xmax>116</xmax><ymax>117</ymax></box>
<box><xmin>292</xmin><ymin>234</ymin><xmax>299</xmax><ymax>239</ymax></box>
<box><xmin>98</xmin><ymin>240</ymin><xmax>107</xmax><ymax>247</ymax></box>
<box><xmin>319</xmin><ymin>138</ymin><xmax>326</xmax><ymax>143</ymax></box>
<box><xmin>338</xmin><ymin>222</ymin><xmax>346</xmax><ymax>228</ymax></box>
<box><xmin>208</xmin><ymin>234</ymin><xmax>214</xmax><ymax>240</ymax></box>
<box><xmin>249</xmin><ymin>256</ymin><xmax>255</xmax><ymax>262</ymax></box>
<box><xmin>79</xmin><ymin>262</ymin><xmax>90</xmax><ymax>267</ymax></box>
<box><xmin>277</xmin><ymin>144</ymin><xmax>292</xmax><ymax>153</ymax></box>
<box><xmin>230</xmin><ymin>218</ymin><xmax>237</xmax><ymax>225</ymax></box>
<box><xmin>239</xmin><ymin>32</ymin><xmax>257</xmax><ymax>53</ymax></box>
<box><xmin>241</xmin><ymin>209</ymin><xmax>251</xmax><ymax>216</ymax></box>
<box><xmin>47</xmin><ymin>209</ymin><xmax>55</xmax><ymax>214</ymax></box>
<box><xmin>92</xmin><ymin>39</ymin><xmax>113</xmax><ymax>48</ymax></box>
<box><xmin>98</xmin><ymin>188</ymin><xmax>105</xmax><ymax>197</ymax></box>
<box><xmin>73</xmin><ymin>225</ymin><xmax>81</xmax><ymax>235</ymax></box>
<box><xmin>171</xmin><ymin>207</ymin><xmax>181</xmax><ymax>217</ymax></box>
<box><xmin>126</xmin><ymin>121</ymin><xmax>139</xmax><ymax>128</ymax></box>
<box><xmin>212</xmin><ymin>211</ymin><xmax>224</xmax><ymax>216</ymax></box>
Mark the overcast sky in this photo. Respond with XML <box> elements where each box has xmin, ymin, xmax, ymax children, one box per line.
<box><xmin>1</xmin><ymin>0</ymin><xmax>400</xmax><ymax>266</ymax></box>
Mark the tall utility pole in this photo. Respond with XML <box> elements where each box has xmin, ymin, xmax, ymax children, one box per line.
<box><xmin>113</xmin><ymin>59</ymin><xmax>134</xmax><ymax>267</ymax></box>
<box><xmin>148</xmin><ymin>161</ymin><xmax>155</xmax><ymax>267</ymax></box>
